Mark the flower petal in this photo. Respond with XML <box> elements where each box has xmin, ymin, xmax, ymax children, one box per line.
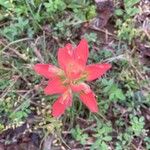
<box><xmin>58</xmin><ymin>43</ymin><xmax>74</xmax><ymax>71</ymax></box>
<box><xmin>85</xmin><ymin>63</ymin><xmax>111</xmax><ymax>81</ymax></box>
<box><xmin>80</xmin><ymin>90</ymin><xmax>98</xmax><ymax>113</ymax></box>
<box><xmin>71</xmin><ymin>83</ymin><xmax>91</xmax><ymax>93</ymax></box>
<box><xmin>44</xmin><ymin>77</ymin><xmax>67</xmax><ymax>95</ymax></box>
<box><xmin>74</xmin><ymin>39</ymin><xmax>89</xmax><ymax>66</ymax></box>
<box><xmin>71</xmin><ymin>83</ymin><xmax>98</xmax><ymax>112</ymax></box>
<box><xmin>58</xmin><ymin>43</ymin><xmax>85</xmax><ymax>80</ymax></box>
<box><xmin>66</xmin><ymin>61</ymin><xmax>84</xmax><ymax>80</ymax></box>
<box><xmin>52</xmin><ymin>91</ymin><xmax>72</xmax><ymax>117</ymax></box>
<box><xmin>52</xmin><ymin>97</ymin><xmax>66</xmax><ymax>117</ymax></box>
<box><xmin>34</xmin><ymin>64</ymin><xmax>62</xmax><ymax>79</ymax></box>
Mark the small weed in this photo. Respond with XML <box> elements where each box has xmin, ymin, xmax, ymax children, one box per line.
<box><xmin>0</xmin><ymin>0</ymin><xmax>149</xmax><ymax>149</ymax></box>
<box><xmin>71</xmin><ymin>125</ymin><xmax>89</xmax><ymax>145</ymax></box>
<box><xmin>91</xmin><ymin>121</ymin><xmax>112</xmax><ymax>150</ymax></box>
<box><xmin>115</xmin><ymin>0</ymin><xmax>140</xmax><ymax>44</ymax></box>
<box><xmin>102</xmin><ymin>79</ymin><xmax>126</xmax><ymax>102</ymax></box>
<box><xmin>129</xmin><ymin>115</ymin><xmax>146</xmax><ymax>136</ymax></box>
<box><xmin>83</xmin><ymin>32</ymin><xmax>98</xmax><ymax>44</ymax></box>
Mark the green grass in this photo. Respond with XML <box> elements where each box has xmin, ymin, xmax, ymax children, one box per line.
<box><xmin>0</xmin><ymin>0</ymin><xmax>150</xmax><ymax>149</ymax></box>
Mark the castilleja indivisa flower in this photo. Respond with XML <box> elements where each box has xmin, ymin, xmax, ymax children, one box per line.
<box><xmin>34</xmin><ymin>39</ymin><xmax>111</xmax><ymax>117</ymax></box>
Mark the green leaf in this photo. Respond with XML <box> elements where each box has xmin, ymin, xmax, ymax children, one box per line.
<box><xmin>101</xmin><ymin>141</ymin><xmax>109</xmax><ymax>150</ymax></box>
<box><xmin>124</xmin><ymin>0</ymin><xmax>140</xmax><ymax>8</ymax></box>
<box><xmin>126</xmin><ymin>7</ymin><xmax>139</xmax><ymax>17</ymax></box>
<box><xmin>115</xmin><ymin>9</ymin><xmax>124</xmax><ymax>16</ymax></box>
<box><xmin>103</xmin><ymin>136</ymin><xmax>112</xmax><ymax>142</ymax></box>
<box><xmin>115</xmin><ymin>89</ymin><xmax>126</xmax><ymax>100</ymax></box>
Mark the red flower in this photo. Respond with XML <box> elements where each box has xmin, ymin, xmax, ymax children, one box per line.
<box><xmin>34</xmin><ymin>39</ymin><xmax>111</xmax><ymax>117</ymax></box>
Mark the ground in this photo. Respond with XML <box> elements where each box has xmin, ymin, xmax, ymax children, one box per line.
<box><xmin>0</xmin><ymin>0</ymin><xmax>150</xmax><ymax>150</ymax></box>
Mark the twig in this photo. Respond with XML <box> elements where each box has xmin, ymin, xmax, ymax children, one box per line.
<box><xmin>1</xmin><ymin>40</ymin><xmax>28</xmax><ymax>61</ymax></box>
<box><xmin>2</xmin><ymin>38</ymin><xmax>33</xmax><ymax>51</ymax></box>
<box><xmin>131</xmin><ymin>143</ymin><xmax>137</xmax><ymax>150</ymax></box>
<box><xmin>4</xmin><ymin>48</ymin><xmax>27</xmax><ymax>61</ymax></box>
<box><xmin>42</xmin><ymin>135</ymin><xmax>54</xmax><ymax>150</ymax></box>
<box><xmin>13</xmin><ymin>89</ymin><xmax>33</xmax><ymax>112</ymax></box>
<box><xmin>0</xmin><ymin>21</ymin><xmax>10</xmax><ymax>27</ymax></box>
<box><xmin>0</xmin><ymin>76</ymin><xmax>19</xmax><ymax>100</ymax></box>
<box><xmin>89</xmin><ymin>26</ymin><xmax>117</xmax><ymax>39</ymax></box>
<box><xmin>127</xmin><ymin>54</ymin><xmax>145</xmax><ymax>81</ymax></box>
<box><xmin>83</xmin><ymin>123</ymin><xmax>97</xmax><ymax>132</ymax></box>
<box><xmin>103</xmin><ymin>54</ymin><xmax>126</xmax><ymax>63</ymax></box>
<box><xmin>59</xmin><ymin>135</ymin><xmax>71</xmax><ymax>150</ymax></box>
<box><xmin>137</xmin><ymin>140</ymin><xmax>143</xmax><ymax>150</ymax></box>
<box><xmin>97</xmin><ymin>112</ymin><xmax>108</xmax><ymax>122</ymax></box>
<box><xmin>62</xmin><ymin>131</ymin><xmax>71</xmax><ymax>135</ymax></box>
<box><xmin>30</xmin><ymin>42</ymin><xmax>44</xmax><ymax>63</ymax></box>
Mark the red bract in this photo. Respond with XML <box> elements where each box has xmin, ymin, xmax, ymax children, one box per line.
<box><xmin>34</xmin><ymin>39</ymin><xmax>111</xmax><ymax>117</ymax></box>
